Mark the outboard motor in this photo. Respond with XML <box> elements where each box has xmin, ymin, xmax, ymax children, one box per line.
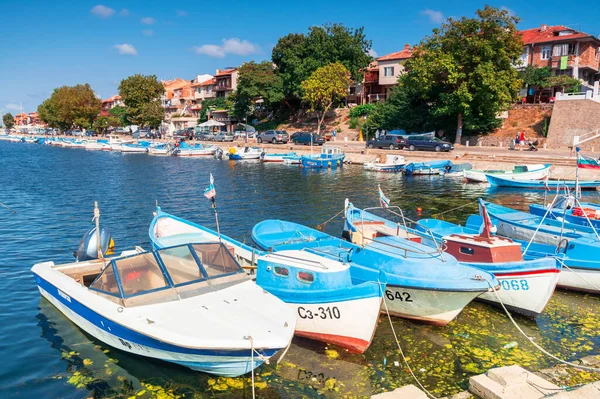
<box><xmin>214</xmin><ymin>147</ymin><xmax>224</xmax><ymax>160</ymax></box>
<box><xmin>75</xmin><ymin>226</ymin><xmax>114</xmax><ymax>261</ymax></box>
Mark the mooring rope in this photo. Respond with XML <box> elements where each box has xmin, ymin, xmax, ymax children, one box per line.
<box><xmin>378</xmin><ymin>282</ymin><xmax>438</xmax><ymax>399</ymax></box>
<box><xmin>244</xmin><ymin>335</ymin><xmax>257</xmax><ymax>399</ymax></box>
<box><xmin>477</xmin><ymin>277</ymin><xmax>600</xmax><ymax>373</ymax></box>
<box><xmin>316</xmin><ymin>208</ymin><xmax>346</xmax><ymax>231</ymax></box>
<box><xmin>431</xmin><ymin>201</ymin><xmax>477</xmax><ymax>220</ymax></box>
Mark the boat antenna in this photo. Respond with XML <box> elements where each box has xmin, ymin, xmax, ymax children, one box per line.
<box><xmin>575</xmin><ymin>147</ymin><xmax>581</xmax><ymax>199</ymax></box>
<box><xmin>93</xmin><ymin>201</ymin><xmax>104</xmax><ymax>261</ymax></box>
<box><xmin>204</xmin><ymin>174</ymin><xmax>221</xmax><ymax>241</ymax></box>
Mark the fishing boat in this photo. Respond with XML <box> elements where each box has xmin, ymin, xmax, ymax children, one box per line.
<box><xmin>149</xmin><ymin>209</ymin><xmax>383</xmax><ymax>352</ymax></box>
<box><xmin>148</xmin><ymin>143</ymin><xmax>173</xmax><ymax>156</ymax></box>
<box><xmin>108</xmin><ymin>135</ymin><xmax>134</xmax><ymax>152</ymax></box>
<box><xmin>486</xmin><ymin>174</ymin><xmax>600</xmax><ymax>190</ymax></box>
<box><xmin>363</xmin><ymin>154</ymin><xmax>406</xmax><ymax>173</ymax></box>
<box><xmin>529</xmin><ymin>196</ymin><xmax>600</xmax><ymax>229</ymax></box>
<box><xmin>175</xmin><ymin>142</ymin><xmax>217</xmax><ymax>157</ymax></box>
<box><xmin>344</xmin><ymin>202</ymin><xmax>558</xmax><ymax>317</ymax></box>
<box><xmin>120</xmin><ymin>143</ymin><xmax>148</xmax><ymax>153</ymax></box>
<box><xmin>84</xmin><ymin>140</ymin><xmax>111</xmax><ymax>151</ymax></box>
<box><xmin>227</xmin><ymin>147</ymin><xmax>263</xmax><ymax>160</ymax></box>
<box><xmin>32</xmin><ymin>243</ymin><xmax>296</xmax><ymax>377</ymax></box>
<box><xmin>444</xmin><ymin>163</ymin><xmax>473</xmax><ymax>177</ymax></box>
<box><xmin>403</xmin><ymin>160</ymin><xmax>452</xmax><ymax>175</ymax></box>
<box><xmin>261</xmin><ymin>152</ymin><xmax>298</xmax><ymax>163</ymax></box>
<box><xmin>464</xmin><ymin>164</ymin><xmax>550</xmax><ymax>183</ymax></box>
<box><xmin>282</xmin><ymin>155</ymin><xmax>302</xmax><ymax>165</ymax></box>
<box><xmin>301</xmin><ymin>146</ymin><xmax>345</xmax><ymax>169</ymax></box>
<box><xmin>253</xmin><ymin>218</ymin><xmax>498</xmax><ymax>326</ymax></box>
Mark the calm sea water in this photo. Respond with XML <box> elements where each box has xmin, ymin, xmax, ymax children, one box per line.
<box><xmin>2</xmin><ymin>141</ymin><xmax>600</xmax><ymax>399</ymax></box>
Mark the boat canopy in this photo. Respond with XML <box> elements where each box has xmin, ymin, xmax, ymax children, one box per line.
<box><xmin>89</xmin><ymin>242</ymin><xmax>246</xmax><ymax>307</ymax></box>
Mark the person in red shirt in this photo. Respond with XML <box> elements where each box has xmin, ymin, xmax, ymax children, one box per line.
<box><xmin>519</xmin><ymin>131</ymin><xmax>526</xmax><ymax>147</ymax></box>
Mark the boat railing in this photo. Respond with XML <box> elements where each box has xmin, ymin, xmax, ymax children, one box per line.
<box><xmin>267</xmin><ymin>251</ymin><xmax>331</xmax><ymax>270</ymax></box>
<box><xmin>359</xmin><ymin>206</ymin><xmax>446</xmax><ymax>261</ymax></box>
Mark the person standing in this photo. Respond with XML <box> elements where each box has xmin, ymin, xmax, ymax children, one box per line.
<box><xmin>519</xmin><ymin>131</ymin><xmax>526</xmax><ymax>147</ymax></box>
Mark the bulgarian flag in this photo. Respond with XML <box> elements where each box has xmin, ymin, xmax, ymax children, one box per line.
<box><xmin>577</xmin><ymin>154</ymin><xmax>600</xmax><ymax>170</ymax></box>
<box><xmin>204</xmin><ymin>174</ymin><xmax>216</xmax><ymax>200</ymax></box>
<box><xmin>378</xmin><ymin>185</ymin><xmax>390</xmax><ymax>208</ymax></box>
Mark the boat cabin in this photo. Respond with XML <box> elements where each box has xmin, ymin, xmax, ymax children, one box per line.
<box><xmin>320</xmin><ymin>146</ymin><xmax>344</xmax><ymax>158</ymax></box>
<box><xmin>257</xmin><ymin>250</ymin><xmax>352</xmax><ymax>291</ymax></box>
<box><xmin>442</xmin><ymin>234</ymin><xmax>523</xmax><ymax>263</ymax></box>
<box><xmin>58</xmin><ymin>243</ymin><xmax>248</xmax><ymax>307</ymax></box>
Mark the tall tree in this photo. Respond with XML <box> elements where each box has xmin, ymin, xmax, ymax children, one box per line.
<box><xmin>301</xmin><ymin>62</ymin><xmax>350</xmax><ymax>134</ymax></box>
<box><xmin>37</xmin><ymin>84</ymin><xmax>101</xmax><ymax>130</ymax></box>
<box><xmin>118</xmin><ymin>74</ymin><xmax>164</xmax><ymax>127</ymax></box>
<box><xmin>3</xmin><ymin>113</ymin><xmax>15</xmax><ymax>129</ymax></box>
<box><xmin>109</xmin><ymin>106</ymin><xmax>128</xmax><ymax>126</ymax></box>
<box><xmin>272</xmin><ymin>24</ymin><xmax>372</xmax><ymax>100</ymax></box>
<box><xmin>232</xmin><ymin>61</ymin><xmax>284</xmax><ymax>120</ymax></box>
<box><xmin>403</xmin><ymin>6</ymin><xmax>523</xmax><ymax>143</ymax></box>
<box><xmin>93</xmin><ymin>115</ymin><xmax>120</xmax><ymax>134</ymax></box>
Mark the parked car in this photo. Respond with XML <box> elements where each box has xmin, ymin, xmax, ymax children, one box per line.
<box><xmin>366</xmin><ymin>134</ymin><xmax>405</xmax><ymax>150</ymax></box>
<box><xmin>405</xmin><ymin>135</ymin><xmax>454</xmax><ymax>152</ymax></box>
<box><xmin>202</xmin><ymin>132</ymin><xmax>216</xmax><ymax>141</ymax></box>
<box><xmin>257</xmin><ymin>130</ymin><xmax>289</xmax><ymax>144</ymax></box>
<box><xmin>69</xmin><ymin>129</ymin><xmax>84</xmax><ymax>136</ymax></box>
<box><xmin>290</xmin><ymin>132</ymin><xmax>325</xmax><ymax>146</ymax></box>
<box><xmin>185</xmin><ymin>127</ymin><xmax>195</xmax><ymax>138</ymax></box>
<box><xmin>173</xmin><ymin>130</ymin><xmax>187</xmax><ymax>140</ymax></box>
<box><xmin>214</xmin><ymin>132</ymin><xmax>234</xmax><ymax>142</ymax></box>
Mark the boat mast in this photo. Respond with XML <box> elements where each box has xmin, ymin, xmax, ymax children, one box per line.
<box><xmin>575</xmin><ymin>147</ymin><xmax>581</xmax><ymax>199</ymax></box>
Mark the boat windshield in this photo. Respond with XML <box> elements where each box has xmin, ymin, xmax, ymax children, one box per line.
<box><xmin>89</xmin><ymin>243</ymin><xmax>244</xmax><ymax>299</ymax></box>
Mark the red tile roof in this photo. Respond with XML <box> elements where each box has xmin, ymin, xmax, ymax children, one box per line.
<box><xmin>519</xmin><ymin>25</ymin><xmax>598</xmax><ymax>45</ymax></box>
<box><xmin>377</xmin><ymin>45</ymin><xmax>412</xmax><ymax>61</ymax></box>
<box><xmin>101</xmin><ymin>95</ymin><xmax>122</xmax><ymax>104</ymax></box>
<box><xmin>215</xmin><ymin>69</ymin><xmax>236</xmax><ymax>77</ymax></box>
<box><xmin>191</xmin><ymin>78</ymin><xmax>216</xmax><ymax>87</ymax></box>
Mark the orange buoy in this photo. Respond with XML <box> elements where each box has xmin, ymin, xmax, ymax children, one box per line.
<box><xmin>417</xmin><ymin>207</ymin><xmax>423</xmax><ymax>216</ymax></box>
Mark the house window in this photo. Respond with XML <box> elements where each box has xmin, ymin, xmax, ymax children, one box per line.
<box><xmin>383</xmin><ymin>66</ymin><xmax>394</xmax><ymax>77</ymax></box>
<box><xmin>552</xmin><ymin>43</ymin><xmax>575</xmax><ymax>57</ymax></box>
<box><xmin>541</xmin><ymin>46</ymin><xmax>551</xmax><ymax>60</ymax></box>
<box><xmin>520</xmin><ymin>47</ymin><xmax>530</xmax><ymax>65</ymax></box>
<box><xmin>596</xmin><ymin>47</ymin><xmax>600</xmax><ymax>61</ymax></box>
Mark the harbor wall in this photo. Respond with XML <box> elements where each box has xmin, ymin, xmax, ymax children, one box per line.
<box><xmin>546</xmin><ymin>99</ymin><xmax>600</xmax><ymax>150</ymax></box>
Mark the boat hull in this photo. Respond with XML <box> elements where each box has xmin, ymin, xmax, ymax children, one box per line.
<box><xmin>487</xmin><ymin>174</ymin><xmax>600</xmax><ymax>190</ymax></box>
<box><xmin>290</xmin><ymin>295</ymin><xmax>381</xmax><ymax>353</ymax></box>
<box><xmin>464</xmin><ymin>165</ymin><xmax>550</xmax><ymax>183</ymax></box>
<box><xmin>478</xmin><ymin>268</ymin><xmax>559</xmax><ymax>317</ymax></box>
<box><xmin>382</xmin><ymin>286</ymin><xmax>481</xmax><ymax>326</ymax></box>
<box><xmin>301</xmin><ymin>156</ymin><xmax>345</xmax><ymax>169</ymax></box>
<box><xmin>557</xmin><ymin>267</ymin><xmax>600</xmax><ymax>294</ymax></box>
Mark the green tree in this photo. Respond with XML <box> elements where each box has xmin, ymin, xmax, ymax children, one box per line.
<box><xmin>519</xmin><ymin>66</ymin><xmax>552</xmax><ymax>102</ymax></box>
<box><xmin>232</xmin><ymin>61</ymin><xmax>284</xmax><ymax>121</ymax></box>
<box><xmin>37</xmin><ymin>84</ymin><xmax>101</xmax><ymax>130</ymax></box>
<box><xmin>93</xmin><ymin>115</ymin><xmax>120</xmax><ymax>134</ymax></box>
<box><xmin>109</xmin><ymin>106</ymin><xmax>128</xmax><ymax>126</ymax></box>
<box><xmin>118</xmin><ymin>74</ymin><xmax>164</xmax><ymax>127</ymax></box>
<box><xmin>301</xmin><ymin>62</ymin><xmax>350</xmax><ymax>134</ymax></box>
<box><xmin>3</xmin><ymin>113</ymin><xmax>15</xmax><ymax>129</ymax></box>
<box><xmin>197</xmin><ymin>97</ymin><xmax>228</xmax><ymax>123</ymax></box>
<box><xmin>402</xmin><ymin>6</ymin><xmax>523</xmax><ymax>143</ymax></box>
<box><xmin>272</xmin><ymin>24</ymin><xmax>372</xmax><ymax>100</ymax></box>
<box><xmin>546</xmin><ymin>75</ymin><xmax>581</xmax><ymax>93</ymax></box>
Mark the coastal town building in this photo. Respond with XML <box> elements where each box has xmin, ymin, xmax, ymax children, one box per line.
<box><xmin>101</xmin><ymin>95</ymin><xmax>124</xmax><ymax>111</ymax></box>
<box><xmin>14</xmin><ymin>112</ymin><xmax>42</xmax><ymax>126</ymax></box>
<box><xmin>361</xmin><ymin>44</ymin><xmax>413</xmax><ymax>104</ymax></box>
<box><xmin>519</xmin><ymin>24</ymin><xmax>600</xmax><ymax>97</ymax></box>
<box><xmin>214</xmin><ymin>68</ymin><xmax>238</xmax><ymax>98</ymax></box>
<box><xmin>191</xmin><ymin>78</ymin><xmax>216</xmax><ymax>101</ymax></box>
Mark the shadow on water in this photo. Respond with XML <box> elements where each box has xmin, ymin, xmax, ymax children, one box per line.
<box><xmin>2</xmin><ymin>142</ymin><xmax>600</xmax><ymax>398</ymax></box>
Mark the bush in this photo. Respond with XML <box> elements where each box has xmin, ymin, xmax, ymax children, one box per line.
<box><xmin>349</xmin><ymin>104</ymin><xmax>375</xmax><ymax>118</ymax></box>
<box><xmin>349</xmin><ymin>116</ymin><xmax>364</xmax><ymax>130</ymax></box>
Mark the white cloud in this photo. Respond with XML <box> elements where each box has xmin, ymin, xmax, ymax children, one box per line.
<box><xmin>501</xmin><ymin>6</ymin><xmax>516</xmax><ymax>16</ymax></box>
<box><xmin>367</xmin><ymin>48</ymin><xmax>378</xmax><ymax>58</ymax></box>
<box><xmin>90</xmin><ymin>5</ymin><xmax>115</xmax><ymax>18</ymax></box>
<box><xmin>141</xmin><ymin>17</ymin><xmax>155</xmax><ymax>25</ymax></box>
<box><xmin>193</xmin><ymin>38</ymin><xmax>259</xmax><ymax>58</ymax></box>
<box><xmin>120</xmin><ymin>9</ymin><xmax>130</xmax><ymax>17</ymax></box>
<box><xmin>142</xmin><ymin>29</ymin><xmax>154</xmax><ymax>36</ymax></box>
<box><xmin>176</xmin><ymin>10</ymin><xmax>188</xmax><ymax>17</ymax></box>
<box><xmin>421</xmin><ymin>9</ymin><xmax>445</xmax><ymax>24</ymax></box>
<box><xmin>114</xmin><ymin>44</ymin><xmax>138</xmax><ymax>55</ymax></box>
<box><xmin>5</xmin><ymin>103</ymin><xmax>20</xmax><ymax>111</ymax></box>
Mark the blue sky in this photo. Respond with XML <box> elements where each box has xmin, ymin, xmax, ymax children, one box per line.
<box><xmin>1</xmin><ymin>0</ymin><xmax>598</xmax><ymax>114</ymax></box>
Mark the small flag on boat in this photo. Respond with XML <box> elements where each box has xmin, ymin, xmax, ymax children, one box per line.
<box><xmin>544</xmin><ymin>175</ymin><xmax>550</xmax><ymax>191</ymax></box>
<box><xmin>477</xmin><ymin>199</ymin><xmax>493</xmax><ymax>238</ymax></box>
<box><xmin>577</xmin><ymin>153</ymin><xmax>600</xmax><ymax>170</ymax></box>
<box><xmin>378</xmin><ymin>185</ymin><xmax>390</xmax><ymax>208</ymax></box>
<box><xmin>204</xmin><ymin>174</ymin><xmax>216</xmax><ymax>200</ymax></box>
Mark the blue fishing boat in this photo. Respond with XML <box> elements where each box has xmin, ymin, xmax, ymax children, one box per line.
<box><xmin>301</xmin><ymin>146</ymin><xmax>345</xmax><ymax>169</ymax></box>
<box><xmin>529</xmin><ymin>196</ymin><xmax>600</xmax><ymax>229</ymax></box>
<box><xmin>463</xmin><ymin>213</ymin><xmax>600</xmax><ymax>295</ymax></box>
<box><xmin>403</xmin><ymin>160</ymin><xmax>452</xmax><ymax>175</ymax></box>
<box><xmin>32</xmin><ymin>242</ymin><xmax>295</xmax><ymax>377</ymax></box>
<box><xmin>486</xmin><ymin>174</ymin><xmax>600</xmax><ymax>190</ymax></box>
<box><xmin>344</xmin><ymin>202</ymin><xmax>560</xmax><ymax>317</ymax></box>
<box><xmin>261</xmin><ymin>152</ymin><xmax>298</xmax><ymax>163</ymax></box>
<box><xmin>149</xmin><ymin>208</ymin><xmax>383</xmax><ymax>353</ymax></box>
<box><xmin>252</xmin><ymin>219</ymin><xmax>498</xmax><ymax>326</ymax></box>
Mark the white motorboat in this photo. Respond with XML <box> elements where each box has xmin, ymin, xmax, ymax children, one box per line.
<box><xmin>464</xmin><ymin>164</ymin><xmax>550</xmax><ymax>183</ymax></box>
<box><xmin>363</xmin><ymin>154</ymin><xmax>406</xmax><ymax>172</ymax></box>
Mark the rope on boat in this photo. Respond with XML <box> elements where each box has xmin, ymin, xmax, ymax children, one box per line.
<box><xmin>552</xmin><ymin>257</ymin><xmax>600</xmax><ymax>293</ymax></box>
<box><xmin>478</xmin><ymin>277</ymin><xmax>600</xmax><ymax>374</ymax></box>
<box><xmin>244</xmin><ymin>335</ymin><xmax>257</xmax><ymax>399</ymax></box>
<box><xmin>522</xmin><ymin>195</ymin><xmax>560</xmax><ymax>257</ymax></box>
<box><xmin>378</xmin><ymin>282</ymin><xmax>438</xmax><ymax>399</ymax></box>
<box><xmin>316</xmin><ymin>208</ymin><xmax>346</xmax><ymax>231</ymax></box>
<box><xmin>431</xmin><ymin>201</ymin><xmax>477</xmax><ymax>220</ymax></box>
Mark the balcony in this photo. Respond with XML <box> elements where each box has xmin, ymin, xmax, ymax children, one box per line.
<box><xmin>215</xmin><ymin>84</ymin><xmax>232</xmax><ymax>91</ymax></box>
<box><xmin>364</xmin><ymin>71</ymin><xmax>379</xmax><ymax>83</ymax></box>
